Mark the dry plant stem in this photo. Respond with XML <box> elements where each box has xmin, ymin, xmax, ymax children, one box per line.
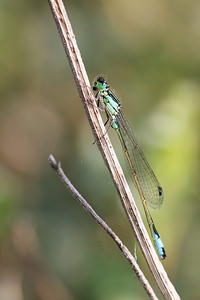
<box><xmin>48</xmin><ymin>1</ymin><xmax>180</xmax><ymax>299</ymax></box>
<box><xmin>48</xmin><ymin>154</ymin><xmax>159</xmax><ymax>300</ymax></box>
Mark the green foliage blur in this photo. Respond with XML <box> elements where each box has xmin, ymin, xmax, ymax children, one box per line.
<box><xmin>0</xmin><ymin>0</ymin><xmax>199</xmax><ymax>299</ymax></box>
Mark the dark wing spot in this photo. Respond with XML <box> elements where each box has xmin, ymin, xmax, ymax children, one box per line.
<box><xmin>158</xmin><ymin>186</ymin><xmax>163</xmax><ymax>198</ymax></box>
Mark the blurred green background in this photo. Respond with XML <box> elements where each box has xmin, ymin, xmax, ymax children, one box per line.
<box><xmin>0</xmin><ymin>0</ymin><xmax>199</xmax><ymax>299</ymax></box>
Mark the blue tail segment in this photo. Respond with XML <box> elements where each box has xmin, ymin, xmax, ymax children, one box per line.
<box><xmin>152</xmin><ymin>224</ymin><xmax>166</xmax><ymax>259</ymax></box>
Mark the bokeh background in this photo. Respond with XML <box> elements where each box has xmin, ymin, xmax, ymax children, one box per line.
<box><xmin>0</xmin><ymin>0</ymin><xmax>199</xmax><ymax>299</ymax></box>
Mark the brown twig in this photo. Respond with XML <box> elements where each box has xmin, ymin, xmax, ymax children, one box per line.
<box><xmin>48</xmin><ymin>154</ymin><xmax>159</xmax><ymax>300</ymax></box>
<box><xmin>48</xmin><ymin>1</ymin><xmax>180</xmax><ymax>299</ymax></box>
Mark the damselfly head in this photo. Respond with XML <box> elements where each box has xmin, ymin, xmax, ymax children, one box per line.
<box><xmin>93</xmin><ymin>76</ymin><xmax>109</xmax><ymax>91</ymax></box>
<box><xmin>97</xmin><ymin>76</ymin><xmax>107</xmax><ymax>84</ymax></box>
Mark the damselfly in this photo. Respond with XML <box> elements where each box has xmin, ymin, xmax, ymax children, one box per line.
<box><xmin>93</xmin><ymin>76</ymin><xmax>166</xmax><ymax>260</ymax></box>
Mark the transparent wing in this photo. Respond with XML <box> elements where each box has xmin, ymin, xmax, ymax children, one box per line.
<box><xmin>116</xmin><ymin>110</ymin><xmax>163</xmax><ymax>209</ymax></box>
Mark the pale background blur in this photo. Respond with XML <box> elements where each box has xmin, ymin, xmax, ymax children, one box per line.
<box><xmin>0</xmin><ymin>1</ymin><xmax>199</xmax><ymax>299</ymax></box>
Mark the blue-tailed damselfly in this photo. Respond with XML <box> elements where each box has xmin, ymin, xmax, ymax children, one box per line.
<box><xmin>93</xmin><ymin>76</ymin><xmax>166</xmax><ymax>260</ymax></box>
